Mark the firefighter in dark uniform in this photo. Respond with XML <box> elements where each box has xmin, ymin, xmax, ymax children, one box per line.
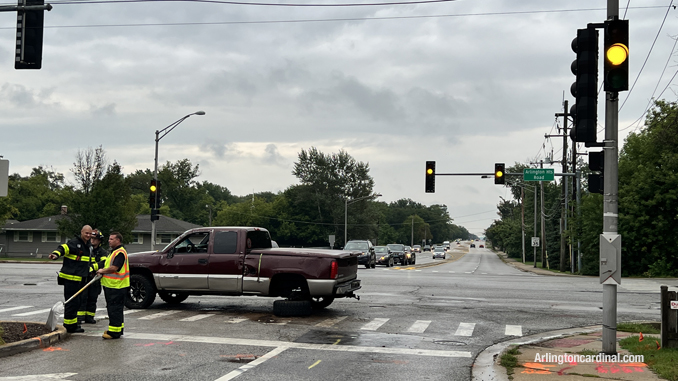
<box><xmin>78</xmin><ymin>229</ymin><xmax>107</xmax><ymax>324</ymax></box>
<box><xmin>49</xmin><ymin>225</ymin><xmax>93</xmax><ymax>333</ymax></box>
<box><xmin>97</xmin><ymin>232</ymin><xmax>129</xmax><ymax>340</ymax></box>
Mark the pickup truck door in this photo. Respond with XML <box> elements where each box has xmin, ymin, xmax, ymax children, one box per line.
<box><xmin>156</xmin><ymin>231</ymin><xmax>210</xmax><ymax>290</ymax></box>
<box><xmin>207</xmin><ymin>230</ymin><xmax>243</xmax><ymax>294</ymax></box>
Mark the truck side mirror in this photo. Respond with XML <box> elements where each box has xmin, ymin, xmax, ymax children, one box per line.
<box><xmin>167</xmin><ymin>247</ymin><xmax>175</xmax><ymax>259</ymax></box>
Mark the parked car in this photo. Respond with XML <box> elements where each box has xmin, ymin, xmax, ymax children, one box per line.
<box><xmin>412</xmin><ymin>245</ymin><xmax>422</xmax><ymax>253</ymax></box>
<box><xmin>374</xmin><ymin>246</ymin><xmax>394</xmax><ymax>267</ymax></box>
<box><xmin>386</xmin><ymin>243</ymin><xmax>407</xmax><ymax>265</ymax></box>
<box><xmin>403</xmin><ymin>246</ymin><xmax>416</xmax><ymax>265</ymax></box>
<box><xmin>345</xmin><ymin>240</ymin><xmax>376</xmax><ymax>269</ymax></box>
<box><xmin>432</xmin><ymin>246</ymin><xmax>446</xmax><ymax>259</ymax></box>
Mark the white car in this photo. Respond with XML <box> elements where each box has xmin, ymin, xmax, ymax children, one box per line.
<box><xmin>432</xmin><ymin>247</ymin><xmax>446</xmax><ymax>259</ymax></box>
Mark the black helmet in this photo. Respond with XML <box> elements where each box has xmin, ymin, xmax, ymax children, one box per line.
<box><xmin>92</xmin><ymin>230</ymin><xmax>104</xmax><ymax>240</ymax></box>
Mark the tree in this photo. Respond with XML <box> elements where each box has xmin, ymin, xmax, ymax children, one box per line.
<box><xmin>5</xmin><ymin>167</ymin><xmax>70</xmax><ymax>221</ymax></box>
<box><xmin>71</xmin><ymin>146</ymin><xmax>107</xmax><ymax>194</ymax></box>
<box><xmin>158</xmin><ymin>159</ymin><xmax>211</xmax><ymax>225</ymax></box>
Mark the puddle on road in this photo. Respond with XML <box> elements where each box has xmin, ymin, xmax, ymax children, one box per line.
<box><xmin>295</xmin><ymin>329</ymin><xmax>423</xmax><ymax>349</ymax></box>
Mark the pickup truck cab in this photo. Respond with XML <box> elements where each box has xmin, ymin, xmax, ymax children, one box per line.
<box><xmin>126</xmin><ymin>227</ymin><xmax>361</xmax><ymax>316</ymax></box>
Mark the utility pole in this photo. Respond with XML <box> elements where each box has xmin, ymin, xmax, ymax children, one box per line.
<box><xmin>534</xmin><ymin>183</ymin><xmax>538</xmax><ymax>268</ymax></box>
<box><xmin>540</xmin><ymin>160</ymin><xmax>546</xmax><ymax>268</ymax></box>
<box><xmin>554</xmin><ymin>100</ymin><xmax>570</xmax><ymax>272</ymax></box>
<box><xmin>411</xmin><ymin>217</ymin><xmax>414</xmax><ymax>247</ymax></box>
<box><xmin>521</xmin><ymin>186</ymin><xmax>525</xmax><ymax>263</ymax></box>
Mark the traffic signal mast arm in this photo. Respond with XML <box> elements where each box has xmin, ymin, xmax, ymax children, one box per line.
<box><xmin>0</xmin><ymin>3</ymin><xmax>52</xmax><ymax>11</ymax></box>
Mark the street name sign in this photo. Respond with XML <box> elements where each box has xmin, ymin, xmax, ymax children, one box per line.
<box><xmin>523</xmin><ymin>168</ymin><xmax>554</xmax><ymax>181</ymax></box>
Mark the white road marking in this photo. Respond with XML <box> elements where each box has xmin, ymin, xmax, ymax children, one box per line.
<box><xmin>215</xmin><ymin>346</ymin><xmax>288</xmax><ymax>381</ymax></box>
<box><xmin>415</xmin><ymin>270</ymin><xmax>422</xmax><ymax>272</ymax></box>
<box><xmin>83</xmin><ymin>332</ymin><xmax>472</xmax><ymax>358</ymax></box>
<box><xmin>138</xmin><ymin>310</ymin><xmax>180</xmax><ymax>320</ymax></box>
<box><xmin>455</xmin><ymin>322</ymin><xmax>476</xmax><ymax>336</ymax></box>
<box><xmin>505</xmin><ymin>325</ymin><xmax>523</xmax><ymax>336</ymax></box>
<box><xmin>0</xmin><ymin>306</ymin><xmax>32</xmax><ymax>313</ymax></box>
<box><xmin>123</xmin><ymin>309</ymin><xmax>143</xmax><ymax>315</ymax></box>
<box><xmin>360</xmin><ymin>318</ymin><xmax>389</xmax><ymax>331</ymax></box>
<box><xmin>407</xmin><ymin>320</ymin><xmax>431</xmax><ymax>333</ymax></box>
<box><xmin>0</xmin><ymin>373</ymin><xmax>78</xmax><ymax>380</ymax></box>
<box><xmin>180</xmin><ymin>314</ymin><xmax>215</xmax><ymax>322</ymax></box>
<box><xmin>432</xmin><ymin>271</ymin><xmax>439</xmax><ymax>273</ymax></box>
<box><xmin>12</xmin><ymin>308</ymin><xmax>51</xmax><ymax>316</ymax></box>
<box><xmin>464</xmin><ymin>272</ymin><xmax>472</xmax><ymax>274</ymax></box>
<box><xmin>481</xmin><ymin>273</ymin><xmax>488</xmax><ymax>275</ymax></box>
<box><xmin>225</xmin><ymin>317</ymin><xmax>248</xmax><ymax>324</ymax></box>
<box><xmin>315</xmin><ymin>316</ymin><xmax>348</xmax><ymax>328</ymax></box>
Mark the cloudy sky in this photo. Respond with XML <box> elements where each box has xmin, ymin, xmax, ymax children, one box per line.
<box><xmin>0</xmin><ymin>0</ymin><xmax>675</xmax><ymax>236</ymax></box>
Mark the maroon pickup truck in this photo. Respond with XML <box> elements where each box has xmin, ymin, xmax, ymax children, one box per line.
<box><xmin>125</xmin><ymin>227</ymin><xmax>361</xmax><ymax>316</ymax></box>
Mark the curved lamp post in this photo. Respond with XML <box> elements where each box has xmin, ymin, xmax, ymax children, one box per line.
<box><xmin>344</xmin><ymin>193</ymin><xmax>382</xmax><ymax>246</ymax></box>
<box><xmin>151</xmin><ymin>111</ymin><xmax>205</xmax><ymax>250</ymax></box>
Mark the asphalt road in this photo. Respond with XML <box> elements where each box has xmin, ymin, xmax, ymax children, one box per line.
<box><xmin>0</xmin><ymin>243</ymin><xmax>668</xmax><ymax>381</ymax></box>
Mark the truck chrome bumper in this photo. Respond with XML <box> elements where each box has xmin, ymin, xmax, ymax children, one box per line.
<box><xmin>307</xmin><ymin>278</ymin><xmax>361</xmax><ymax>297</ymax></box>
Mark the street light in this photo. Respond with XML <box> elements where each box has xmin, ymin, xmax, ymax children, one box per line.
<box><xmin>344</xmin><ymin>193</ymin><xmax>382</xmax><ymax>246</ymax></box>
<box><xmin>151</xmin><ymin>111</ymin><xmax>205</xmax><ymax>250</ymax></box>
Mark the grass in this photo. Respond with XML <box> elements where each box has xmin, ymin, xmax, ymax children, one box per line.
<box><xmin>619</xmin><ymin>336</ymin><xmax>678</xmax><ymax>381</ymax></box>
<box><xmin>0</xmin><ymin>326</ymin><xmax>4</xmax><ymax>345</ymax></box>
<box><xmin>500</xmin><ymin>345</ymin><xmax>521</xmax><ymax>380</ymax></box>
<box><xmin>618</xmin><ymin>322</ymin><xmax>661</xmax><ymax>334</ymax></box>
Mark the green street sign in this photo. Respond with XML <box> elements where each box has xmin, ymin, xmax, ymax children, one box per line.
<box><xmin>523</xmin><ymin>168</ymin><xmax>554</xmax><ymax>181</ymax></box>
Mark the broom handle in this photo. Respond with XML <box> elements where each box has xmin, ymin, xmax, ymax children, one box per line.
<box><xmin>64</xmin><ymin>274</ymin><xmax>102</xmax><ymax>305</ymax></box>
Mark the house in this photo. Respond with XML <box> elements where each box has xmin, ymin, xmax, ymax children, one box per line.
<box><xmin>0</xmin><ymin>214</ymin><xmax>201</xmax><ymax>258</ymax></box>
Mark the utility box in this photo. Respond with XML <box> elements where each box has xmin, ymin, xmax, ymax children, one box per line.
<box><xmin>661</xmin><ymin>285</ymin><xmax>678</xmax><ymax>349</ymax></box>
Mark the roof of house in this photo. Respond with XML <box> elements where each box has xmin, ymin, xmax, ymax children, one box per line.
<box><xmin>1</xmin><ymin>215</ymin><xmax>201</xmax><ymax>234</ymax></box>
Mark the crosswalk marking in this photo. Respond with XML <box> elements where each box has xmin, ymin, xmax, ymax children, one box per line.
<box><xmin>361</xmin><ymin>318</ymin><xmax>389</xmax><ymax>331</ymax></box>
<box><xmin>0</xmin><ymin>306</ymin><xmax>32</xmax><ymax>313</ymax></box>
<box><xmin>315</xmin><ymin>316</ymin><xmax>348</xmax><ymax>328</ymax></box>
<box><xmin>123</xmin><ymin>309</ymin><xmax>144</xmax><ymax>315</ymax></box>
<box><xmin>180</xmin><ymin>314</ymin><xmax>215</xmax><ymax>322</ymax></box>
<box><xmin>12</xmin><ymin>308</ymin><xmax>51</xmax><ymax>316</ymax></box>
<box><xmin>407</xmin><ymin>320</ymin><xmax>431</xmax><ymax>333</ymax></box>
<box><xmin>225</xmin><ymin>317</ymin><xmax>248</xmax><ymax>324</ymax></box>
<box><xmin>505</xmin><ymin>325</ymin><xmax>522</xmax><ymax>336</ymax></box>
<box><xmin>138</xmin><ymin>310</ymin><xmax>180</xmax><ymax>320</ymax></box>
<box><xmin>455</xmin><ymin>322</ymin><xmax>475</xmax><ymax>336</ymax></box>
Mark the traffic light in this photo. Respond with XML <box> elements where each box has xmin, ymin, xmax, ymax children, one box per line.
<box><xmin>15</xmin><ymin>0</ymin><xmax>46</xmax><ymax>70</ymax></box>
<box><xmin>156</xmin><ymin>180</ymin><xmax>162</xmax><ymax>208</ymax></box>
<box><xmin>570</xmin><ymin>26</ymin><xmax>599</xmax><ymax>144</ymax></box>
<box><xmin>150</xmin><ymin>208</ymin><xmax>160</xmax><ymax>221</ymax></box>
<box><xmin>425</xmin><ymin>161</ymin><xmax>435</xmax><ymax>193</ymax></box>
<box><xmin>494</xmin><ymin>163</ymin><xmax>505</xmax><ymax>185</ymax></box>
<box><xmin>588</xmin><ymin>151</ymin><xmax>604</xmax><ymax>194</ymax></box>
<box><xmin>604</xmin><ymin>18</ymin><xmax>629</xmax><ymax>92</ymax></box>
<box><xmin>149</xmin><ymin>179</ymin><xmax>158</xmax><ymax>209</ymax></box>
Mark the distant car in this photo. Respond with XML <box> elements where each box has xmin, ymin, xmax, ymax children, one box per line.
<box><xmin>432</xmin><ymin>246</ymin><xmax>446</xmax><ymax>259</ymax></box>
<box><xmin>470</xmin><ymin>243</ymin><xmax>476</xmax><ymax>248</ymax></box>
<box><xmin>412</xmin><ymin>245</ymin><xmax>422</xmax><ymax>253</ymax></box>
<box><xmin>374</xmin><ymin>246</ymin><xmax>394</xmax><ymax>267</ymax></box>
<box><xmin>423</xmin><ymin>245</ymin><xmax>431</xmax><ymax>252</ymax></box>
<box><xmin>386</xmin><ymin>244</ymin><xmax>407</xmax><ymax>265</ymax></box>
<box><xmin>345</xmin><ymin>240</ymin><xmax>376</xmax><ymax>269</ymax></box>
<box><xmin>479</xmin><ymin>244</ymin><xmax>484</xmax><ymax>248</ymax></box>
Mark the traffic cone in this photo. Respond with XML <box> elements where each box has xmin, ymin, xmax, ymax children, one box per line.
<box><xmin>639</xmin><ymin>332</ymin><xmax>644</xmax><ymax>342</ymax></box>
<box><xmin>656</xmin><ymin>340</ymin><xmax>661</xmax><ymax>350</ymax></box>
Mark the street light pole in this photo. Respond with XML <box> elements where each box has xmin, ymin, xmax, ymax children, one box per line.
<box><xmin>150</xmin><ymin>111</ymin><xmax>205</xmax><ymax>251</ymax></box>
<box><xmin>344</xmin><ymin>193</ymin><xmax>382</xmax><ymax>246</ymax></box>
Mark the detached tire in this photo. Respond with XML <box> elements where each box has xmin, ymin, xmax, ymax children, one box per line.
<box><xmin>159</xmin><ymin>291</ymin><xmax>189</xmax><ymax>304</ymax></box>
<box><xmin>273</xmin><ymin>300</ymin><xmax>312</xmax><ymax>317</ymax></box>
<box><xmin>126</xmin><ymin>274</ymin><xmax>156</xmax><ymax>309</ymax></box>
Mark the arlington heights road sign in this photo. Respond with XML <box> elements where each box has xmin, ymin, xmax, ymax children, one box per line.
<box><xmin>523</xmin><ymin>168</ymin><xmax>554</xmax><ymax>182</ymax></box>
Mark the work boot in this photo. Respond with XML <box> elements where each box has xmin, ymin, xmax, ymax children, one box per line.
<box><xmin>84</xmin><ymin>317</ymin><xmax>97</xmax><ymax>324</ymax></box>
<box><xmin>65</xmin><ymin>324</ymin><xmax>85</xmax><ymax>333</ymax></box>
<box><xmin>102</xmin><ymin>331</ymin><xmax>120</xmax><ymax>340</ymax></box>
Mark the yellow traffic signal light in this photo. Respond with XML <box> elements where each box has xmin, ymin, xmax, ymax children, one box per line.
<box><xmin>425</xmin><ymin>161</ymin><xmax>435</xmax><ymax>193</ymax></box>
<box><xmin>494</xmin><ymin>163</ymin><xmax>505</xmax><ymax>185</ymax></box>
<box><xmin>604</xmin><ymin>18</ymin><xmax>629</xmax><ymax>92</ymax></box>
<box><xmin>606</xmin><ymin>43</ymin><xmax>628</xmax><ymax>66</ymax></box>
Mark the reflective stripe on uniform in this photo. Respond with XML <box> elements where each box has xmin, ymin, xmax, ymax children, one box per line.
<box><xmin>64</xmin><ymin>254</ymin><xmax>94</xmax><ymax>262</ymax></box>
<box><xmin>64</xmin><ymin>318</ymin><xmax>78</xmax><ymax>325</ymax></box>
<box><xmin>101</xmin><ymin>248</ymin><xmax>130</xmax><ymax>289</ymax></box>
<box><xmin>108</xmin><ymin>325</ymin><xmax>123</xmax><ymax>333</ymax></box>
<box><xmin>58</xmin><ymin>272</ymin><xmax>82</xmax><ymax>282</ymax></box>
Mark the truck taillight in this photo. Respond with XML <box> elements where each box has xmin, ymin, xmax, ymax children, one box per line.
<box><xmin>330</xmin><ymin>260</ymin><xmax>338</xmax><ymax>279</ymax></box>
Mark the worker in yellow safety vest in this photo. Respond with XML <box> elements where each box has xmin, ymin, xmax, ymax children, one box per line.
<box><xmin>96</xmin><ymin>231</ymin><xmax>129</xmax><ymax>340</ymax></box>
<box><xmin>49</xmin><ymin>225</ymin><xmax>93</xmax><ymax>333</ymax></box>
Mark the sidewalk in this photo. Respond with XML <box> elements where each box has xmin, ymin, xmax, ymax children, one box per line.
<box><xmin>473</xmin><ymin>326</ymin><xmax>664</xmax><ymax>381</ymax></box>
<box><xmin>496</xmin><ymin>251</ymin><xmax>579</xmax><ymax>277</ymax></box>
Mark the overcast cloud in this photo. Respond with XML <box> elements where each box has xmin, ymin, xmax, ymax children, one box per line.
<box><xmin>1</xmin><ymin>0</ymin><xmax>676</xmax><ymax>236</ymax></box>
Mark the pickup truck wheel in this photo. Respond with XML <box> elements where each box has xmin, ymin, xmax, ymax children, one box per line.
<box><xmin>273</xmin><ymin>300</ymin><xmax>312</xmax><ymax>317</ymax></box>
<box><xmin>310</xmin><ymin>296</ymin><xmax>335</xmax><ymax>310</ymax></box>
<box><xmin>125</xmin><ymin>274</ymin><xmax>156</xmax><ymax>309</ymax></box>
<box><xmin>158</xmin><ymin>291</ymin><xmax>189</xmax><ymax>304</ymax></box>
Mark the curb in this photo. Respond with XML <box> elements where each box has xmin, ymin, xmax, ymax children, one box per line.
<box><xmin>0</xmin><ymin>322</ymin><xmax>69</xmax><ymax>358</ymax></box>
<box><xmin>471</xmin><ymin>325</ymin><xmax>600</xmax><ymax>381</ymax></box>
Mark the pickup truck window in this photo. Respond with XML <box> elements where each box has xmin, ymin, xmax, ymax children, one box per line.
<box><xmin>246</xmin><ymin>230</ymin><xmax>272</xmax><ymax>252</ymax></box>
<box><xmin>214</xmin><ymin>231</ymin><xmax>238</xmax><ymax>254</ymax></box>
<box><xmin>175</xmin><ymin>232</ymin><xmax>210</xmax><ymax>253</ymax></box>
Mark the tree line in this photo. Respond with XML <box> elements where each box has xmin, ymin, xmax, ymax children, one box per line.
<box><xmin>485</xmin><ymin>101</ymin><xmax>678</xmax><ymax>277</ymax></box>
<box><xmin>0</xmin><ymin>146</ymin><xmax>476</xmax><ymax>247</ymax></box>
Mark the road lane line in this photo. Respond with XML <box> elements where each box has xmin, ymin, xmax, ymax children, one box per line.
<box><xmin>505</xmin><ymin>325</ymin><xmax>522</xmax><ymax>336</ymax></box>
<box><xmin>180</xmin><ymin>314</ymin><xmax>215</xmax><ymax>322</ymax></box>
<box><xmin>0</xmin><ymin>306</ymin><xmax>32</xmax><ymax>313</ymax></box>
<box><xmin>407</xmin><ymin>320</ymin><xmax>431</xmax><ymax>333</ymax></box>
<box><xmin>123</xmin><ymin>310</ymin><xmax>143</xmax><ymax>315</ymax></box>
<box><xmin>455</xmin><ymin>322</ymin><xmax>475</xmax><ymax>336</ymax></box>
<box><xmin>308</xmin><ymin>360</ymin><xmax>321</xmax><ymax>369</ymax></box>
<box><xmin>215</xmin><ymin>346</ymin><xmax>288</xmax><ymax>381</ymax></box>
<box><xmin>12</xmin><ymin>308</ymin><xmax>51</xmax><ymax>316</ymax></box>
<box><xmin>138</xmin><ymin>310</ymin><xmax>180</xmax><ymax>320</ymax></box>
<box><xmin>315</xmin><ymin>316</ymin><xmax>347</xmax><ymax>328</ymax></box>
<box><xmin>225</xmin><ymin>317</ymin><xmax>248</xmax><ymax>324</ymax></box>
<box><xmin>83</xmin><ymin>332</ymin><xmax>472</xmax><ymax>358</ymax></box>
<box><xmin>360</xmin><ymin>318</ymin><xmax>389</xmax><ymax>331</ymax></box>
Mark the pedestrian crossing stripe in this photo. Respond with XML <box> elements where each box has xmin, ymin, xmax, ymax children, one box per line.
<box><xmin>1</xmin><ymin>307</ymin><xmax>524</xmax><ymax>337</ymax></box>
